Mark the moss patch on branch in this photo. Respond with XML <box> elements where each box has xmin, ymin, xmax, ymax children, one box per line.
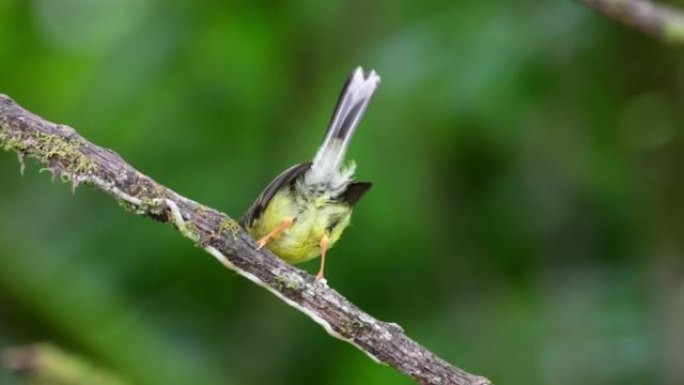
<box><xmin>0</xmin><ymin>127</ymin><xmax>97</xmax><ymax>180</ymax></box>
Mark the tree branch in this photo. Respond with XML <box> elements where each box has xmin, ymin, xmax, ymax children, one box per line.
<box><xmin>0</xmin><ymin>94</ymin><xmax>491</xmax><ymax>385</ymax></box>
<box><xmin>4</xmin><ymin>344</ymin><xmax>128</xmax><ymax>385</ymax></box>
<box><xmin>577</xmin><ymin>0</ymin><xmax>684</xmax><ymax>43</ymax></box>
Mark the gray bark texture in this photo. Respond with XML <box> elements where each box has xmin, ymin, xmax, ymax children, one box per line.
<box><xmin>0</xmin><ymin>94</ymin><xmax>491</xmax><ymax>385</ymax></box>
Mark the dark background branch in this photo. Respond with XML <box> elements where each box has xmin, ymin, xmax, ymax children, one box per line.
<box><xmin>577</xmin><ymin>0</ymin><xmax>684</xmax><ymax>42</ymax></box>
<box><xmin>0</xmin><ymin>94</ymin><xmax>491</xmax><ymax>385</ymax></box>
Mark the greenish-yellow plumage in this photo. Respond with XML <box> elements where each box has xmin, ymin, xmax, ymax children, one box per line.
<box><xmin>241</xmin><ymin>67</ymin><xmax>380</xmax><ymax>279</ymax></box>
<box><xmin>247</xmin><ymin>187</ymin><xmax>352</xmax><ymax>264</ymax></box>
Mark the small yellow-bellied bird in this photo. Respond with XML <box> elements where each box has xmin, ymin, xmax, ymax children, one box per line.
<box><xmin>241</xmin><ymin>67</ymin><xmax>380</xmax><ymax>280</ymax></box>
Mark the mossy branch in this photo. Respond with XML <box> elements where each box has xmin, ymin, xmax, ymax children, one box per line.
<box><xmin>0</xmin><ymin>94</ymin><xmax>491</xmax><ymax>385</ymax></box>
<box><xmin>577</xmin><ymin>0</ymin><xmax>684</xmax><ymax>43</ymax></box>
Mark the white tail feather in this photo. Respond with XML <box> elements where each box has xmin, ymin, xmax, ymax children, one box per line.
<box><xmin>306</xmin><ymin>67</ymin><xmax>380</xmax><ymax>188</ymax></box>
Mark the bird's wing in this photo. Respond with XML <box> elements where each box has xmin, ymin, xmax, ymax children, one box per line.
<box><xmin>240</xmin><ymin>162</ymin><xmax>312</xmax><ymax>227</ymax></box>
<box><xmin>339</xmin><ymin>181</ymin><xmax>372</xmax><ymax>206</ymax></box>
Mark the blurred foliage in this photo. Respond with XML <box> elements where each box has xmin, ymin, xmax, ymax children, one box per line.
<box><xmin>1</xmin><ymin>0</ymin><xmax>683</xmax><ymax>384</ymax></box>
<box><xmin>3</xmin><ymin>344</ymin><xmax>128</xmax><ymax>385</ymax></box>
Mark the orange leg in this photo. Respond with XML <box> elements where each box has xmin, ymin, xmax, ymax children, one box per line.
<box><xmin>257</xmin><ymin>216</ymin><xmax>294</xmax><ymax>250</ymax></box>
<box><xmin>315</xmin><ymin>235</ymin><xmax>329</xmax><ymax>281</ymax></box>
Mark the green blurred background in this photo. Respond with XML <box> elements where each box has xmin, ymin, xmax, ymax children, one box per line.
<box><xmin>1</xmin><ymin>0</ymin><xmax>683</xmax><ymax>384</ymax></box>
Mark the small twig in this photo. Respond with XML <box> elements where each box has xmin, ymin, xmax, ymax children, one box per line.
<box><xmin>577</xmin><ymin>0</ymin><xmax>684</xmax><ymax>43</ymax></box>
<box><xmin>0</xmin><ymin>94</ymin><xmax>491</xmax><ymax>385</ymax></box>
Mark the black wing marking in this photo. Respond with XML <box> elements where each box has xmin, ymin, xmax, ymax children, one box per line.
<box><xmin>240</xmin><ymin>162</ymin><xmax>312</xmax><ymax>227</ymax></box>
<box><xmin>339</xmin><ymin>182</ymin><xmax>372</xmax><ymax>207</ymax></box>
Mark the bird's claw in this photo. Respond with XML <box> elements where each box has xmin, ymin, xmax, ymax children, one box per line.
<box><xmin>257</xmin><ymin>237</ymin><xmax>269</xmax><ymax>250</ymax></box>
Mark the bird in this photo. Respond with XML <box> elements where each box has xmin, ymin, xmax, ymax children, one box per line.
<box><xmin>240</xmin><ymin>67</ymin><xmax>380</xmax><ymax>281</ymax></box>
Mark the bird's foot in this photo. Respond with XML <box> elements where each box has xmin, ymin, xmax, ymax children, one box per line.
<box><xmin>255</xmin><ymin>216</ymin><xmax>294</xmax><ymax>250</ymax></box>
